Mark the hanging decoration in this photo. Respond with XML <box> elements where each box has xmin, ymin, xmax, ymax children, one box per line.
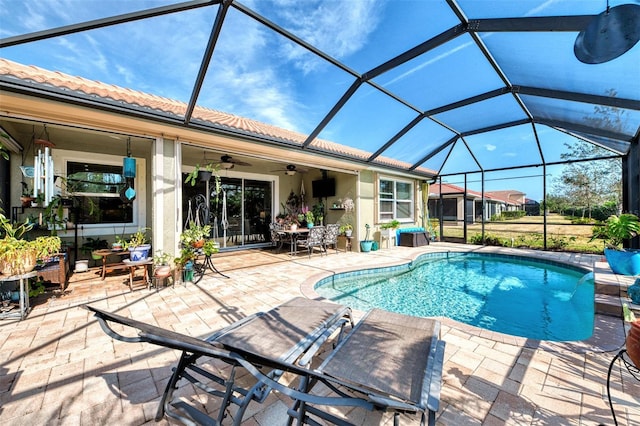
<box><xmin>123</xmin><ymin>137</ymin><xmax>136</xmax><ymax>178</ymax></box>
<box><xmin>33</xmin><ymin>125</ymin><xmax>55</xmax><ymax>206</ymax></box>
<box><xmin>120</xmin><ymin>137</ymin><xmax>136</xmax><ymax>203</ymax></box>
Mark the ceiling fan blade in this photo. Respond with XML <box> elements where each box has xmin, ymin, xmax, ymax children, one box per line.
<box><xmin>215</xmin><ymin>154</ymin><xmax>252</xmax><ymax>167</ymax></box>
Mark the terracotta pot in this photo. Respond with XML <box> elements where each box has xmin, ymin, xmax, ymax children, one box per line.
<box><xmin>154</xmin><ymin>265</ymin><xmax>172</xmax><ymax>278</ymax></box>
<box><xmin>191</xmin><ymin>239</ymin><xmax>205</xmax><ymax>249</ymax></box>
<box><xmin>627</xmin><ymin>320</ymin><xmax>640</xmax><ymax>368</ymax></box>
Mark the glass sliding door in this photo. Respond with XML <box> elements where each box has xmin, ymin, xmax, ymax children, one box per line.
<box><xmin>182</xmin><ymin>174</ymin><xmax>273</xmax><ymax>249</ymax></box>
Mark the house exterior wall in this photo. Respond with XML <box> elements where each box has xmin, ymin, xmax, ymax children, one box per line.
<box><xmin>1</xmin><ymin>91</ymin><xmax>433</xmax><ymax>256</ymax></box>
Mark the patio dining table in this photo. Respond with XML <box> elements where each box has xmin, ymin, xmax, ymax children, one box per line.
<box><xmin>279</xmin><ymin>228</ymin><xmax>309</xmax><ymax>256</ymax></box>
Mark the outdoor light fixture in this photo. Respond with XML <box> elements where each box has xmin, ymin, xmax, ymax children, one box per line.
<box><xmin>574</xmin><ymin>2</ymin><xmax>640</xmax><ymax>64</ymax></box>
<box><xmin>221</xmin><ymin>161</ymin><xmax>235</xmax><ymax>170</ymax></box>
<box><xmin>123</xmin><ymin>137</ymin><xmax>136</xmax><ymax>178</ymax></box>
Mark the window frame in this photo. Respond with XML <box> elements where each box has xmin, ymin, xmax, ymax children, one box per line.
<box><xmin>52</xmin><ymin>149</ymin><xmax>146</xmax><ymax>237</ymax></box>
<box><xmin>377</xmin><ymin>175</ymin><xmax>415</xmax><ymax>223</ymax></box>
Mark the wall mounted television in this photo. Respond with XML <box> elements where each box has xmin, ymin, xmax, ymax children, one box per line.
<box><xmin>312</xmin><ymin>178</ymin><xmax>336</xmax><ymax>198</ymax></box>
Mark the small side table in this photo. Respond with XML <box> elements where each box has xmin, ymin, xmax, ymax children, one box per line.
<box><xmin>0</xmin><ymin>271</ymin><xmax>37</xmax><ymax>320</ymax></box>
<box><xmin>379</xmin><ymin>229</ymin><xmax>396</xmax><ymax>248</ymax></box>
<box><xmin>123</xmin><ymin>259</ymin><xmax>153</xmax><ymax>291</ymax></box>
<box><xmin>338</xmin><ymin>235</ymin><xmax>352</xmax><ymax>252</ymax></box>
<box><xmin>606</xmin><ymin>349</ymin><xmax>640</xmax><ymax>425</ymax></box>
<box><xmin>94</xmin><ymin>249</ymin><xmax>130</xmax><ymax>280</ymax></box>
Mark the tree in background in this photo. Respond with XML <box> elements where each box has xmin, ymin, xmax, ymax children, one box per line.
<box><xmin>541</xmin><ymin>194</ymin><xmax>571</xmax><ymax>215</ymax></box>
<box><xmin>550</xmin><ymin>89</ymin><xmax>625</xmax><ymax>218</ymax></box>
<box><xmin>552</xmin><ymin>145</ymin><xmax>621</xmax><ymax>218</ymax></box>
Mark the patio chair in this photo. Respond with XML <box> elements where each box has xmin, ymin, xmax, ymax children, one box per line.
<box><xmin>269</xmin><ymin>222</ymin><xmax>290</xmax><ymax>253</ymax></box>
<box><xmin>85</xmin><ymin>299</ymin><xmax>445</xmax><ymax>426</ymax></box>
<box><xmin>84</xmin><ymin>297</ymin><xmax>353</xmax><ymax>426</ymax></box>
<box><xmin>297</xmin><ymin>226</ymin><xmax>326</xmax><ymax>258</ymax></box>
<box><xmin>322</xmin><ymin>223</ymin><xmax>341</xmax><ymax>254</ymax></box>
<box><xmin>287</xmin><ymin>308</ymin><xmax>446</xmax><ymax>426</ymax></box>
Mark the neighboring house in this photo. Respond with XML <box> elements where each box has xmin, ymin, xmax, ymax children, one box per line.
<box><xmin>523</xmin><ymin>198</ymin><xmax>541</xmax><ymax>216</ymax></box>
<box><xmin>428</xmin><ymin>183</ymin><xmax>524</xmax><ymax>224</ymax></box>
<box><xmin>0</xmin><ymin>59</ymin><xmax>431</xmax><ymax>257</ymax></box>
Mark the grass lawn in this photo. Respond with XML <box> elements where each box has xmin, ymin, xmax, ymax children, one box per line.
<box><xmin>440</xmin><ymin>214</ymin><xmax>604</xmax><ymax>253</ymax></box>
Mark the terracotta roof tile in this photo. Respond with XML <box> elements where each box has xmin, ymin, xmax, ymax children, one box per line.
<box><xmin>430</xmin><ymin>183</ymin><xmax>523</xmax><ymax>204</ymax></box>
<box><xmin>0</xmin><ymin>58</ymin><xmax>436</xmax><ymax>175</ymax></box>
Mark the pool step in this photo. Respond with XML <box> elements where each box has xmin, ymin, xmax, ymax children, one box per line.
<box><xmin>593</xmin><ymin>261</ymin><xmax>637</xmax><ymax>318</ymax></box>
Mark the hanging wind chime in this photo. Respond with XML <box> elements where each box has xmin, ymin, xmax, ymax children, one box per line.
<box><xmin>33</xmin><ymin>125</ymin><xmax>55</xmax><ymax>207</ymax></box>
<box><xmin>121</xmin><ymin>137</ymin><xmax>136</xmax><ymax>202</ymax></box>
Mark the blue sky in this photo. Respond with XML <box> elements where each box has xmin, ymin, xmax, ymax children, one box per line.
<box><xmin>1</xmin><ymin>0</ymin><xmax>637</xmax><ymax>202</ymax></box>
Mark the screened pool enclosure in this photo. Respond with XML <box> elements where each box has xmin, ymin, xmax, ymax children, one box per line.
<box><xmin>1</xmin><ymin>0</ymin><xmax>638</xmax><ymax>249</ymax></box>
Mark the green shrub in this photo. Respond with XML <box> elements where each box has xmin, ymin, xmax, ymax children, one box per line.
<box><xmin>501</xmin><ymin>210</ymin><xmax>526</xmax><ymax>220</ymax></box>
<box><xmin>469</xmin><ymin>233</ymin><xmax>508</xmax><ymax>247</ymax></box>
<box><xmin>570</xmin><ymin>217</ymin><xmax>595</xmax><ymax>225</ymax></box>
<box><xmin>491</xmin><ymin>211</ymin><xmax>526</xmax><ymax>221</ymax></box>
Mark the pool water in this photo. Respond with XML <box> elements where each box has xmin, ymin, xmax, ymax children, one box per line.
<box><xmin>315</xmin><ymin>253</ymin><xmax>594</xmax><ymax>341</ymax></box>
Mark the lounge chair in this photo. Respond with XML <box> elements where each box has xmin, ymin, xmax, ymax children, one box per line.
<box><xmin>85</xmin><ymin>297</ymin><xmax>352</xmax><ymax>425</ymax></box>
<box><xmin>85</xmin><ymin>299</ymin><xmax>445</xmax><ymax>426</ymax></box>
<box><xmin>289</xmin><ymin>308</ymin><xmax>446</xmax><ymax>426</ymax></box>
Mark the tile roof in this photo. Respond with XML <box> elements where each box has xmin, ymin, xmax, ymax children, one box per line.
<box><xmin>0</xmin><ymin>58</ymin><xmax>436</xmax><ymax>175</ymax></box>
<box><xmin>429</xmin><ymin>182</ymin><xmax>523</xmax><ymax>205</ymax></box>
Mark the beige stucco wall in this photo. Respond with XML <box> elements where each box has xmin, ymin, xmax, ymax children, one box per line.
<box><xmin>1</xmin><ymin>91</ymin><xmax>432</xmax><ymax>256</ymax></box>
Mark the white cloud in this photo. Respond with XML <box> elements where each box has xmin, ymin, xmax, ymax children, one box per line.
<box><xmin>268</xmin><ymin>0</ymin><xmax>383</xmax><ymax>74</ymax></box>
<box><xmin>485</xmin><ymin>144</ymin><xmax>496</xmax><ymax>151</ymax></box>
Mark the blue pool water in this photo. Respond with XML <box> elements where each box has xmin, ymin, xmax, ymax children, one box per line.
<box><xmin>315</xmin><ymin>253</ymin><xmax>594</xmax><ymax>341</ymax></box>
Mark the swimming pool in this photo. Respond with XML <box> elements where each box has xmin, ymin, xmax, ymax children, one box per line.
<box><xmin>315</xmin><ymin>252</ymin><xmax>594</xmax><ymax>341</ymax></box>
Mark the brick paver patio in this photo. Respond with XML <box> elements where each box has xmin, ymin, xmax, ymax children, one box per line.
<box><xmin>1</xmin><ymin>243</ymin><xmax>638</xmax><ymax>425</ymax></box>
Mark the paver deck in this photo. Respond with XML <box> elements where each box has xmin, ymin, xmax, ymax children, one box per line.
<box><xmin>1</xmin><ymin>243</ymin><xmax>638</xmax><ymax>425</ymax></box>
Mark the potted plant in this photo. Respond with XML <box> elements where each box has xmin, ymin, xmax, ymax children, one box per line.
<box><xmin>360</xmin><ymin>224</ymin><xmax>373</xmax><ymax>252</ymax></box>
<box><xmin>173</xmin><ymin>247</ymin><xmax>196</xmax><ymax>284</ymax></box>
<box><xmin>305</xmin><ymin>211</ymin><xmax>315</xmax><ymax>228</ymax></box>
<box><xmin>33</xmin><ymin>235</ymin><xmax>62</xmax><ymax>261</ymax></box>
<box><xmin>20</xmin><ymin>185</ymin><xmax>34</xmax><ymax>207</ymax></box>
<box><xmin>124</xmin><ymin>227</ymin><xmax>151</xmax><ymax>261</ymax></box>
<box><xmin>380</xmin><ymin>219</ymin><xmax>400</xmax><ymax>230</ymax></box>
<box><xmin>80</xmin><ymin>237</ymin><xmax>109</xmax><ymax>261</ymax></box>
<box><xmin>312</xmin><ymin>203</ymin><xmax>324</xmax><ymax>226</ymax></box>
<box><xmin>340</xmin><ymin>223</ymin><xmax>353</xmax><ymax>237</ymax></box>
<box><xmin>184</xmin><ymin>162</ymin><xmax>221</xmax><ymax>187</ymax></box>
<box><xmin>180</xmin><ymin>222</ymin><xmax>212</xmax><ymax>248</ymax></box>
<box><xmin>0</xmin><ymin>213</ymin><xmax>61</xmax><ymax>276</ymax></box>
<box><xmin>153</xmin><ymin>250</ymin><xmax>174</xmax><ymax>278</ymax></box>
<box><xmin>202</xmin><ymin>239</ymin><xmax>219</xmax><ymax>257</ymax></box>
<box><xmin>592</xmin><ymin>213</ymin><xmax>640</xmax><ymax>275</ymax></box>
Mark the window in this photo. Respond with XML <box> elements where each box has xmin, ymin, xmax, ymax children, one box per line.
<box><xmin>378</xmin><ymin>177</ymin><xmax>414</xmax><ymax>222</ymax></box>
<box><xmin>67</xmin><ymin>161</ymin><xmax>133</xmax><ymax>224</ymax></box>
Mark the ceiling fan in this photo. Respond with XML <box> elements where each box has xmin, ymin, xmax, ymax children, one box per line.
<box><xmin>210</xmin><ymin>154</ymin><xmax>252</xmax><ymax>170</ymax></box>
<box><xmin>271</xmin><ymin>164</ymin><xmax>308</xmax><ymax>176</ymax></box>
